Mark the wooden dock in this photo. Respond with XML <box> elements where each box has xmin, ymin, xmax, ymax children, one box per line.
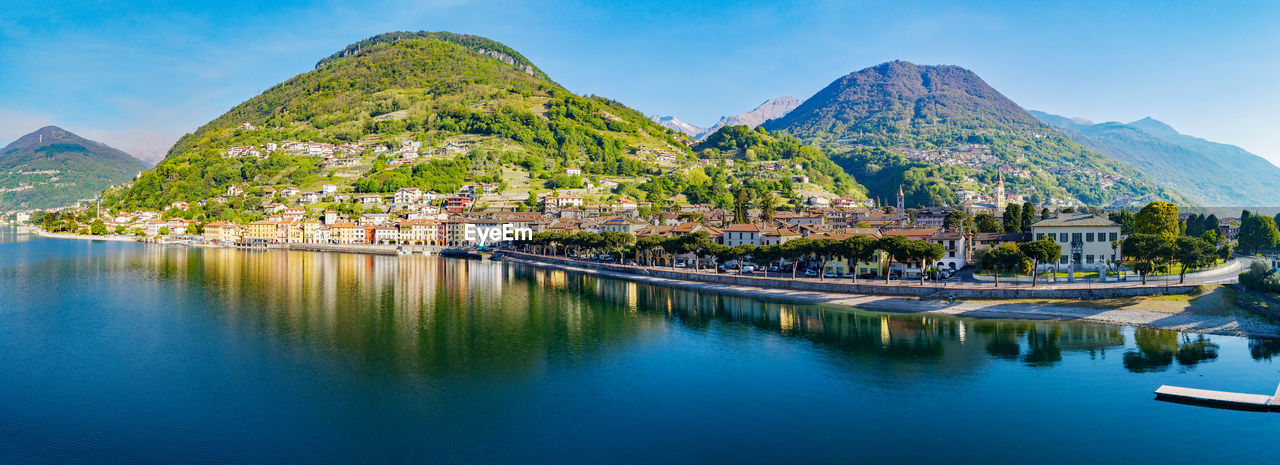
<box><xmin>1154</xmin><ymin>384</ymin><xmax>1280</xmax><ymax>411</ymax></box>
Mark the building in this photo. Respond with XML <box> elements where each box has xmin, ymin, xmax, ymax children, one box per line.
<box><xmin>394</xmin><ymin>188</ymin><xmax>423</xmax><ymax>205</ymax></box>
<box><xmin>245</xmin><ymin>220</ymin><xmax>279</xmax><ymax>242</ymax></box>
<box><xmin>372</xmin><ymin>226</ymin><xmax>399</xmax><ymax>245</ymax></box>
<box><xmin>203</xmin><ymin>222</ymin><xmax>242</xmax><ymax>242</ymax></box>
<box><xmin>331</xmin><ymin>222</ymin><xmax>364</xmax><ymax>244</ymax></box>
<box><xmin>915</xmin><ymin>206</ymin><xmax>954</xmax><ymax>228</ymax></box>
<box><xmin>601</xmin><ymin>217</ymin><xmax>648</xmax><ymax>235</ymax></box>
<box><xmin>722</xmin><ymin>224</ymin><xmax>764</xmax><ymax>247</ymax></box>
<box><xmin>930</xmin><ymin>231</ymin><xmax>967</xmax><ymax>270</ymax></box>
<box><xmin>445</xmin><ymin>195</ymin><xmax>472</xmax><ymax>214</ymax></box>
<box><xmin>1030</xmin><ymin>213</ymin><xmax>1123</xmax><ymax>271</ymax></box>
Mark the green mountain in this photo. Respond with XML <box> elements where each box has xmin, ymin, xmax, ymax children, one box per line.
<box><xmin>762</xmin><ymin>60</ymin><xmax>1188</xmax><ymax>208</ymax></box>
<box><xmin>1031</xmin><ymin>111</ymin><xmax>1280</xmax><ymax>206</ymax></box>
<box><xmin>1</xmin><ymin>126</ymin><xmax>147</xmax><ymax>211</ymax></box>
<box><xmin>108</xmin><ymin>31</ymin><xmax>698</xmax><ymax>211</ymax></box>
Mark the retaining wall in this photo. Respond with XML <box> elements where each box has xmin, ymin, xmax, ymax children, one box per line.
<box><xmin>496</xmin><ymin>251</ymin><xmax>1202</xmax><ymax>299</ymax></box>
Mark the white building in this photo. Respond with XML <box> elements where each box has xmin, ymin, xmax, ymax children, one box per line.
<box><xmin>722</xmin><ymin>224</ymin><xmax>764</xmax><ymax>247</ymax></box>
<box><xmin>1030</xmin><ymin>213</ymin><xmax>1123</xmax><ymax>271</ymax></box>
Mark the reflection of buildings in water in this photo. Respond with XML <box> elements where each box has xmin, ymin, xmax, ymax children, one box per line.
<box><xmin>122</xmin><ymin>248</ymin><xmax>1219</xmax><ymax>380</ymax></box>
<box><xmin>559</xmin><ymin>269</ymin><xmax>1155</xmax><ymax>376</ymax></box>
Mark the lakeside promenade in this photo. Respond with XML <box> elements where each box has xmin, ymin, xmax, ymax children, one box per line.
<box><xmin>494</xmin><ymin>251</ymin><xmax>1240</xmax><ymax>299</ymax></box>
<box><xmin>493</xmin><ymin>251</ymin><xmax>1280</xmax><ymax>338</ymax></box>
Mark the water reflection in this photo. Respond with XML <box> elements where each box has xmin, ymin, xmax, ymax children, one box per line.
<box><xmin>63</xmin><ymin>245</ymin><xmax>1253</xmax><ymax>378</ymax></box>
<box><xmin>512</xmin><ymin>264</ymin><xmax>1132</xmax><ymax>372</ymax></box>
<box><xmin>1123</xmin><ymin>329</ymin><xmax>1221</xmax><ymax>372</ymax></box>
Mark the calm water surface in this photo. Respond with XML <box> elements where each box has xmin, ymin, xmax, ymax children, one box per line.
<box><xmin>1</xmin><ymin>226</ymin><xmax>1278</xmax><ymax>463</ymax></box>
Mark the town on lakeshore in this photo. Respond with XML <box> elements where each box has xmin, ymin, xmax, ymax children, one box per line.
<box><xmin>14</xmin><ymin>3</ymin><xmax>1280</xmax><ymax>463</ymax></box>
<box><xmin>6</xmin><ymin>165</ymin><xmax>1262</xmax><ymax>294</ymax></box>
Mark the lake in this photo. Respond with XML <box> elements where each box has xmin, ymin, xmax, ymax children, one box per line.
<box><xmin>1</xmin><ymin>226</ymin><xmax>1278</xmax><ymax>463</ymax></box>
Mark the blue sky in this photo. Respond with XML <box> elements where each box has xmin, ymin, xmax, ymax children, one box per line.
<box><xmin>2</xmin><ymin>0</ymin><xmax>1278</xmax><ymax>165</ymax></box>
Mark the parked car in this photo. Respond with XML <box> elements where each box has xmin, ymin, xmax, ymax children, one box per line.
<box><xmin>673</xmin><ymin>262</ymin><xmax>687</xmax><ymax>268</ymax></box>
<box><xmin>741</xmin><ymin>265</ymin><xmax>756</xmax><ymax>274</ymax></box>
<box><xmin>857</xmin><ymin>273</ymin><xmax>877</xmax><ymax>280</ymax></box>
<box><xmin>823</xmin><ymin>270</ymin><xmax>839</xmax><ymax>278</ymax></box>
<box><xmin>804</xmin><ymin>269</ymin><xmax>819</xmax><ymax>277</ymax></box>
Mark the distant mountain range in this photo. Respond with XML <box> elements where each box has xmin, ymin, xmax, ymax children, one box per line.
<box><xmin>652</xmin><ymin>96</ymin><xmax>800</xmax><ymax>140</ymax></box>
<box><xmin>0</xmin><ymin>126</ymin><xmax>147</xmax><ymax>210</ymax></box>
<box><xmin>758</xmin><ymin>60</ymin><xmax>1185</xmax><ymax>208</ymax></box>
<box><xmin>1030</xmin><ymin>111</ymin><xmax>1280</xmax><ymax>206</ymax></box>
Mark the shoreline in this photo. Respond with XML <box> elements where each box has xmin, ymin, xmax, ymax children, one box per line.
<box><xmin>21</xmin><ymin>227</ymin><xmax>1280</xmax><ymax>338</ymax></box>
<box><xmin>494</xmin><ymin>253</ymin><xmax>1280</xmax><ymax>339</ymax></box>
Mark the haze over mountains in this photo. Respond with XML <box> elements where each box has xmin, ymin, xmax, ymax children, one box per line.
<box><xmin>1030</xmin><ymin>111</ymin><xmax>1280</xmax><ymax>206</ymax></box>
<box><xmin>651</xmin><ymin>96</ymin><xmax>799</xmax><ymax>139</ymax></box>
<box><xmin>0</xmin><ymin>126</ymin><xmax>147</xmax><ymax>210</ymax></box>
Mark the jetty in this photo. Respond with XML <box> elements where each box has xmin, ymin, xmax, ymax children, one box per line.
<box><xmin>1154</xmin><ymin>383</ymin><xmax>1280</xmax><ymax>411</ymax></box>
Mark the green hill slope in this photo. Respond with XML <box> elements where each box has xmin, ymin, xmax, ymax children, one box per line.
<box><xmin>1032</xmin><ymin>112</ymin><xmax>1280</xmax><ymax>206</ymax></box>
<box><xmin>108</xmin><ymin>31</ymin><xmax>698</xmax><ymax>211</ymax></box>
<box><xmin>1</xmin><ymin>126</ymin><xmax>147</xmax><ymax>210</ymax></box>
<box><xmin>763</xmin><ymin>61</ymin><xmax>1188</xmax><ymax>208</ymax></box>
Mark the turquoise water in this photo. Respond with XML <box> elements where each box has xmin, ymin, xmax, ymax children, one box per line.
<box><xmin>1</xmin><ymin>226</ymin><xmax>1278</xmax><ymax>463</ymax></box>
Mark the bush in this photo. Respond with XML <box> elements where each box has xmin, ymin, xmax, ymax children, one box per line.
<box><xmin>1240</xmin><ymin>260</ymin><xmax>1280</xmax><ymax>293</ymax></box>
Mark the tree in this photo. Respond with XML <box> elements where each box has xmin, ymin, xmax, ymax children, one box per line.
<box><xmin>729</xmin><ymin>244</ymin><xmax>756</xmax><ymax>275</ymax></box>
<box><xmin>1122</xmin><ymin>233</ymin><xmax>1172</xmax><ymax>284</ymax></box>
<box><xmin>974</xmin><ymin>213</ymin><xmax>1002</xmax><ymax>233</ymax></box>
<box><xmin>760</xmin><ymin>193</ymin><xmax>778</xmax><ymax>221</ymax></box>
<box><xmin>1173</xmin><ymin>236</ymin><xmax>1217</xmax><ymax>284</ymax></box>
<box><xmin>675</xmin><ymin>231</ymin><xmax>710</xmax><ymax>269</ymax></box>
<box><xmin>158</xmin><ymin>226</ymin><xmax>170</xmax><ymax>236</ymax></box>
<box><xmin>90</xmin><ymin>219</ymin><xmax>108</xmax><ymax>236</ymax></box>
<box><xmin>876</xmin><ymin>236</ymin><xmax>911</xmax><ymax>283</ymax></box>
<box><xmin>1238</xmin><ymin>214</ymin><xmax>1280</xmax><ymax>254</ymax></box>
<box><xmin>1021</xmin><ymin>201</ymin><xmax>1035</xmax><ymax>233</ymax></box>
<box><xmin>808</xmin><ymin>238</ymin><xmax>840</xmax><ymax>280</ymax></box>
<box><xmin>979</xmin><ymin>244</ymin><xmax>1027</xmax><ymax>287</ymax></box>
<box><xmin>1002</xmin><ymin>204</ymin><xmax>1022</xmax><ymax>234</ymax></box>
<box><xmin>839</xmin><ymin>235</ymin><xmax>879</xmax><ymax>282</ymax></box>
<box><xmin>635</xmin><ymin>235</ymin><xmax>666</xmax><ymax>265</ymax></box>
<box><xmin>781</xmin><ymin>238</ymin><xmax>812</xmax><ymax>278</ymax></box>
<box><xmin>908</xmin><ymin>240</ymin><xmax>945</xmax><ymax>285</ymax></box>
<box><xmin>732</xmin><ymin>188</ymin><xmax>751</xmax><ymax>224</ymax></box>
<box><xmin>1019</xmin><ymin>238</ymin><xmax>1062</xmax><ymax>286</ymax></box>
<box><xmin>1133</xmin><ymin>201</ymin><xmax>1179</xmax><ymax>242</ymax></box>
<box><xmin>943</xmin><ymin>210</ymin><xmax>968</xmax><ymax>231</ymax></box>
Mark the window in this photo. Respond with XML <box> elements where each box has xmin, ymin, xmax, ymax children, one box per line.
<box><xmin>1060</xmin><ymin>233</ymin><xmax>1068</xmax><ymax>242</ymax></box>
<box><xmin>1086</xmin><ymin>233</ymin><xmax>1094</xmax><ymax>242</ymax></box>
<box><xmin>1109</xmin><ymin>232</ymin><xmax>1118</xmax><ymax>241</ymax></box>
<box><xmin>1086</xmin><ymin>255</ymin><xmax>1095</xmax><ymax>264</ymax></box>
<box><xmin>949</xmin><ymin>251</ymin><xmax>956</xmax><ymax>258</ymax></box>
<box><xmin>1059</xmin><ymin>255</ymin><xmax>1069</xmax><ymax>264</ymax></box>
<box><xmin>1072</xmin><ymin>233</ymin><xmax>1083</xmax><ymax>244</ymax></box>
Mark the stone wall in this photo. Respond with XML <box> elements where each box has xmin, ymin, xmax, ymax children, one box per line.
<box><xmin>495</xmin><ymin>252</ymin><xmax>1199</xmax><ymax>299</ymax></box>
